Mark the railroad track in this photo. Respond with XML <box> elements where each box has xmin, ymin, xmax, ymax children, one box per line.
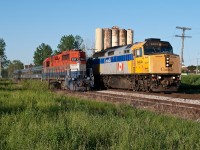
<box><xmin>60</xmin><ymin>89</ymin><xmax>200</xmax><ymax>121</ymax></box>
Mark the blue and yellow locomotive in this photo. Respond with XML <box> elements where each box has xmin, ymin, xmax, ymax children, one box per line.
<box><xmin>92</xmin><ymin>38</ymin><xmax>181</xmax><ymax>92</ymax></box>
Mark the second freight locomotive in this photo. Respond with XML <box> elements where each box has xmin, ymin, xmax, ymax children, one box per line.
<box><xmin>43</xmin><ymin>49</ymin><xmax>94</xmax><ymax>91</ymax></box>
<box><xmin>14</xmin><ymin>49</ymin><xmax>94</xmax><ymax>91</ymax></box>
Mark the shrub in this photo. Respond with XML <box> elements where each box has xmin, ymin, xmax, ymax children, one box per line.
<box><xmin>21</xmin><ymin>80</ymin><xmax>48</xmax><ymax>91</ymax></box>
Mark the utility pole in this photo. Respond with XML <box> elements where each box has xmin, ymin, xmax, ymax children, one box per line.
<box><xmin>175</xmin><ymin>26</ymin><xmax>192</xmax><ymax>67</ymax></box>
<box><xmin>197</xmin><ymin>58</ymin><xmax>200</xmax><ymax>75</ymax></box>
<box><xmin>0</xmin><ymin>56</ymin><xmax>2</xmax><ymax>78</ymax></box>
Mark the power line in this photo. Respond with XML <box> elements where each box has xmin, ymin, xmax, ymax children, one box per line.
<box><xmin>187</xmin><ymin>32</ymin><xmax>200</xmax><ymax>36</ymax></box>
<box><xmin>175</xmin><ymin>26</ymin><xmax>192</xmax><ymax>67</ymax></box>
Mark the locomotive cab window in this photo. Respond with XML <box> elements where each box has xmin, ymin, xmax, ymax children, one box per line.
<box><xmin>46</xmin><ymin>61</ymin><xmax>50</xmax><ymax>67</ymax></box>
<box><xmin>136</xmin><ymin>48</ymin><xmax>142</xmax><ymax>57</ymax></box>
<box><xmin>144</xmin><ymin>41</ymin><xmax>173</xmax><ymax>55</ymax></box>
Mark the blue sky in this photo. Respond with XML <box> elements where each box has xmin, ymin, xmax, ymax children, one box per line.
<box><xmin>1</xmin><ymin>0</ymin><xmax>200</xmax><ymax>66</ymax></box>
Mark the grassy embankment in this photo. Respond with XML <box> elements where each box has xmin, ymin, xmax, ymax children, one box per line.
<box><xmin>179</xmin><ymin>75</ymin><xmax>200</xmax><ymax>93</ymax></box>
<box><xmin>0</xmin><ymin>79</ymin><xmax>200</xmax><ymax>149</ymax></box>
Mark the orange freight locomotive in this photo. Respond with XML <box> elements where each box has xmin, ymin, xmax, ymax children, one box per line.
<box><xmin>13</xmin><ymin>49</ymin><xmax>94</xmax><ymax>91</ymax></box>
<box><xmin>43</xmin><ymin>49</ymin><xmax>93</xmax><ymax>91</ymax></box>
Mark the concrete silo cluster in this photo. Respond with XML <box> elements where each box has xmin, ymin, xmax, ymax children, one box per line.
<box><xmin>95</xmin><ymin>26</ymin><xmax>134</xmax><ymax>52</ymax></box>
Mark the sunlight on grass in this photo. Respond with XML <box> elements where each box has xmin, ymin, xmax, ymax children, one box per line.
<box><xmin>0</xmin><ymin>80</ymin><xmax>200</xmax><ymax>149</ymax></box>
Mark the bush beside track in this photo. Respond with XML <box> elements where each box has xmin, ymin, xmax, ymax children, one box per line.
<box><xmin>179</xmin><ymin>75</ymin><xmax>200</xmax><ymax>93</ymax></box>
<box><xmin>0</xmin><ymin>79</ymin><xmax>200</xmax><ymax>149</ymax></box>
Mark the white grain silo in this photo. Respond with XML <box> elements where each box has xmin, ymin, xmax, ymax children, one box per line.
<box><xmin>95</xmin><ymin>28</ymin><xmax>104</xmax><ymax>52</ymax></box>
<box><xmin>104</xmin><ymin>28</ymin><xmax>112</xmax><ymax>50</ymax></box>
<box><xmin>112</xmin><ymin>26</ymin><xmax>119</xmax><ymax>47</ymax></box>
<box><xmin>119</xmin><ymin>29</ymin><xmax>127</xmax><ymax>46</ymax></box>
<box><xmin>127</xmin><ymin>29</ymin><xmax>134</xmax><ymax>45</ymax></box>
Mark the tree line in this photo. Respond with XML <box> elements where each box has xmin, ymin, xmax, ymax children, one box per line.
<box><xmin>0</xmin><ymin>34</ymin><xmax>84</xmax><ymax>78</ymax></box>
<box><xmin>34</xmin><ymin>34</ymin><xmax>84</xmax><ymax>66</ymax></box>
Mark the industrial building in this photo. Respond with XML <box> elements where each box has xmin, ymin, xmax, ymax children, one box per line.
<box><xmin>95</xmin><ymin>26</ymin><xmax>134</xmax><ymax>52</ymax></box>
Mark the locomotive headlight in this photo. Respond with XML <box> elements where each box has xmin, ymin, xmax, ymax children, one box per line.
<box><xmin>165</xmin><ymin>57</ymin><xmax>170</xmax><ymax>67</ymax></box>
<box><xmin>172</xmin><ymin>76</ymin><xmax>176</xmax><ymax>80</ymax></box>
<box><xmin>157</xmin><ymin>76</ymin><xmax>162</xmax><ymax>79</ymax></box>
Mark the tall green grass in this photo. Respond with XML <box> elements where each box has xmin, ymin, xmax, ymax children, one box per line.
<box><xmin>0</xmin><ymin>80</ymin><xmax>200</xmax><ymax>149</ymax></box>
<box><xmin>181</xmin><ymin>75</ymin><xmax>200</xmax><ymax>85</ymax></box>
<box><xmin>179</xmin><ymin>75</ymin><xmax>200</xmax><ymax>93</ymax></box>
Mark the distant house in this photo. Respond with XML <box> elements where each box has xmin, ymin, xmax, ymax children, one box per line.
<box><xmin>181</xmin><ymin>66</ymin><xmax>189</xmax><ymax>73</ymax></box>
<box><xmin>24</xmin><ymin>64</ymin><xmax>34</xmax><ymax>69</ymax></box>
<box><xmin>187</xmin><ymin>65</ymin><xmax>197</xmax><ymax>74</ymax></box>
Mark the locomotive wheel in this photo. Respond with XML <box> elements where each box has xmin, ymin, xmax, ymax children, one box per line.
<box><xmin>61</xmin><ymin>81</ymin><xmax>66</xmax><ymax>90</ymax></box>
<box><xmin>133</xmin><ymin>82</ymin><xmax>140</xmax><ymax>91</ymax></box>
<box><xmin>86</xmin><ymin>86</ymin><xmax>90</xmax><ymax>91</ymax></box>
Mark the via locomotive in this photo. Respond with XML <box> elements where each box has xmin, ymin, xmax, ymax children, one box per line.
<box><xmin>14</xmin><ymin>49</ymin><xmax>94</xmax><ymax>91</ymax></box>
<box><xmin>92</xmin><ymin>38</ymin><xmax>181</xmax><ymax>92</ymax></box>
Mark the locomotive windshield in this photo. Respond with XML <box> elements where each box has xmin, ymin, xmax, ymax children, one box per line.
<box><xmin>144</xmin><ymin>41</ymin><xmax>173</xmax><ymax>55</ymax></box>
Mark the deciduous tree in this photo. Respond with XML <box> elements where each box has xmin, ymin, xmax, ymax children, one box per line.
<box><xmin>0</xmin><ymin>38</ymin><xmax>8</xmax><ymax>68</ymax></box>
<box><xmin>187</xmin><ymin>65</ymin><xmax>196</xmax><ymax>73</ymax></box>
<box><xmin>33</xmin><ymin>43</ymin><xmax>53</xmax><ymax>66</ymax></box>
<box><xmin>6</xmin><ymin>60</ymin><xmax>24</xmax><ymax>77</ymax></box>
<box><xmin>57</xmin><ymin>34</ymin><xmax>84</xmax><ymax>52</ymax></box>
<box><xmin>74</xmin><ymin>35</ymin><xmax>84</xmax><ymax>49</ymax></box>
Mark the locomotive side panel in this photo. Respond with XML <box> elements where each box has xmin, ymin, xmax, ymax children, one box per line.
<box><xmin>98</xmin><ymin>54</ymin><xmax>133</xmax><ymax>75</ymax></box>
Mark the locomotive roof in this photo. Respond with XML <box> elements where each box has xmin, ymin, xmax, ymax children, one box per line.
<box><xmin>13</xmin><ymin>66</ymin><xmax>43</xmax><ymax>74</ymax></box>
<box><xmin>43</xmin><ymin>49</ymin><xmax>84</xmax><ymax>62</ymax></box>
<box><xmin>93</xmin><ymin>38</ymin><xmax>171</xmax><ymax>58</ymax></box>
<box><xmin>105</xmin><ymin>44</ymin><xmax>132</xmax><ymax>51</ymax></box>
<box><xmin>93</xmin><ymin>44</ymin><xmax>133</xmax><ymax>57</ymax></box>
<box><xmin>21</xmin><ymin>66</ymin><xmax>43</xmax><ymax>72</ymax></box>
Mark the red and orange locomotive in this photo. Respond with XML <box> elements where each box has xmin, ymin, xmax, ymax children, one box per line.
<box><xmin>43</xmin><ymin>49</ymin><xmax>93</xmax><ymax>91</ymax></box>
<box><xmin>13</xmin><ymin>49</ymin><xmax>93</xmax><ymax>91</ymax></box>
<box><xmin>42</xmin><ymin>50</ymin><xmax>93</xmax><ymax>91</ymax></box>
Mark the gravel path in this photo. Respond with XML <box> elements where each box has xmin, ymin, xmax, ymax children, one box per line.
<box><xmin>97</xmin><ymin>90</ymin><xmax>200</xmax><ymax>105</ymax></box>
